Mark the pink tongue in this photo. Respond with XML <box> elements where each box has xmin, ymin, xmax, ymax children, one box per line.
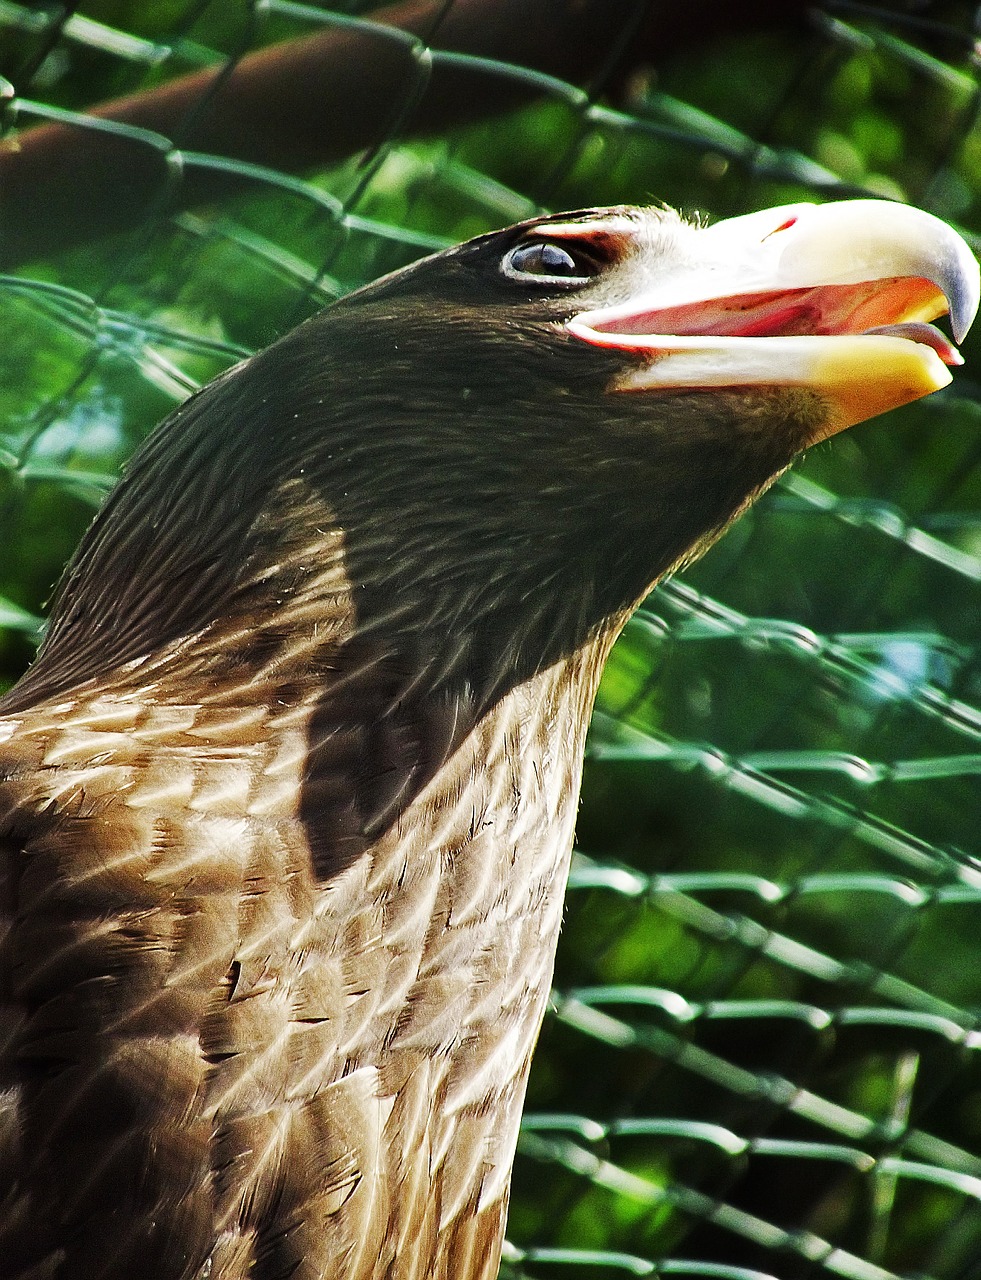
<box><xmin>864</xmin><ymin>321</ymin><xmax>962</xmax><ymax>366</ymax></box>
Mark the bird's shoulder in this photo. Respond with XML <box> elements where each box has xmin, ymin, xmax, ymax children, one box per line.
<box><xmin>0</xmin><ymin>684</ymin><xmax>318</xmax><ymax>1044</ymax></box>
<box><xmin>0</xmin><ymin>688</ymin><xmax>299</xmax><ymax>843</ymax></box>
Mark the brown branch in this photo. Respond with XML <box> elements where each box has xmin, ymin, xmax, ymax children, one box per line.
<box><xmin>0</xmin><ymin>0</ymin><xmax>810</xmax><ymax>268</ymax></box>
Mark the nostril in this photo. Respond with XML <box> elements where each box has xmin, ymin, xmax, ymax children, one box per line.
<box><xmin>763</xmin><ymin>217</ymin><xmax>798</xmax><ymax>241</ymax></box>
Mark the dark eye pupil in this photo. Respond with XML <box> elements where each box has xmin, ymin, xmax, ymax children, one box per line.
<box><xmin>510</xmin><ymin>241</ymin><xmax>582</xmax><ymax>277</ymax></box>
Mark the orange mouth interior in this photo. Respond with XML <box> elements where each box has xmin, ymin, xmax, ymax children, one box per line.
<box><xmin>581</xmin><ymin>276</ymin><xmax>959</xmax><ymax>363</ymax></box>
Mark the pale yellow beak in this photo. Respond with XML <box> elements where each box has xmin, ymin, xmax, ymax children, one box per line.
<box><xmin>568</xmin><ymin>200</ymin><xmax>980</xmax><ymax>441</ymax></box>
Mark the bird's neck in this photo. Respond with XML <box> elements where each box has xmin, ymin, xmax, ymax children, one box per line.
<box><xmin>13</xmin><ymin>439</ymin><xmax>635</xmax><ymax>713</ymax></box>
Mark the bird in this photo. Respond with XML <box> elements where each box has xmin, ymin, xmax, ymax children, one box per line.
<box><xmin>0</xmin><ymin>199</ymin><xmax>976</xmax><ymax>1280</ymax></box>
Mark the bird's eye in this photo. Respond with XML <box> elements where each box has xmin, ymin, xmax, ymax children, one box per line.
<box><xmin>502</xmin><ymin>239</ymin><xmax>600</xmax><ymax>285</ymax></box>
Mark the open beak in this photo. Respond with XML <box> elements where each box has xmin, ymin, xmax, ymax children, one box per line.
<box><xmin>567</xmin><ymin>200</ymin><xmax>980</xmax><ymax>441</ymax></box>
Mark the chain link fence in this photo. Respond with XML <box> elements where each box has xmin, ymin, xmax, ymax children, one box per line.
<box><xmin>3</xmin><ymin>2</ymin><xmax>981</xmax><ymax>1277</ymax></box>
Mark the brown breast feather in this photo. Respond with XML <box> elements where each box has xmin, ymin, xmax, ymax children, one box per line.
<box><xmin>0</xmin><ymin>608</ymin><xmax>604</xmax><ymax>1279</ymax></box>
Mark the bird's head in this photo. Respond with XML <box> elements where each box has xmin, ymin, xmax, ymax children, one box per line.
<box><xmin>24</xmin><ymin>199</ymin><xmax>978</xmax><ymax>710</ymax></box>
<box><xmin>343</xmin><ymin>198</ymin><xmax>977</xmax><ymax>438</ymax></box>
<box><xmin>306</xmin><ymin>199</ymin><xmax>977</xmax><ymax>619</ymax></box>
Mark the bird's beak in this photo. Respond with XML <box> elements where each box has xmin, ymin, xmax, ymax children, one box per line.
<box><xmin>567</xmin><ymin>200</ymin><xmax>980</xmax><ymax>441</ymax></box>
